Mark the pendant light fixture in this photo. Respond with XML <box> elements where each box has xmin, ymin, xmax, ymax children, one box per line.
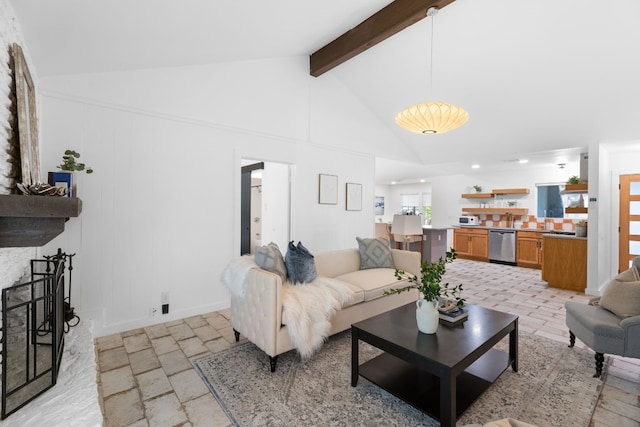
<box><xmin>395</xmin><ymin>7</ymin><xmax>469</xmax><ymax>135</ymax></box>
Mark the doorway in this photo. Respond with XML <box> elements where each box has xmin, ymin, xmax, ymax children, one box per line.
<box><xmin>619</xmin><ymin>174</ymin><xmax>640</xmax><ymax>272</ymax></box>
<box><xmin>240</xmin><ymin>162</ymin><xmax>264</xmax><ymax>255</ymax></box>
<box><xmin>240</xmin><ymin>160</ymin><xmax>292</xmax><ymax>255</ymax></box>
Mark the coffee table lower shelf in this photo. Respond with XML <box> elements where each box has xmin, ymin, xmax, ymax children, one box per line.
<box><xmin>358</xmin><ymin>349</ymin><xmax>510</xmax><ymax>420</ymax></box>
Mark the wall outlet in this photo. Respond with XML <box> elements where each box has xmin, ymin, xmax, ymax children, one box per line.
<box><xmin>150</xmin><ymin>307</ymin><xmax>158</xmax><ymax>317</ymax></box>
<box><xmin>162</xmin><ymin>304</ymin><xmax>169</xmax><ymax>314</ymax></box>
<box><xmin>161</xmin><ymin>292</ymin><xmax>169</xmax><ymax>304</ymax></box>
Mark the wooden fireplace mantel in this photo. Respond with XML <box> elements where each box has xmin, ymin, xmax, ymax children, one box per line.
<box><xmin>0</xmin><ymin>194</ymin><xmax>82</xmax><ymax>247</ymax></box>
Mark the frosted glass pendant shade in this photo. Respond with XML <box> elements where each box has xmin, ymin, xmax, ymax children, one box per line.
<box><xmin>395</xmin><ymin>101</ymin><xmax>469</xmax><ymax>135</ymax></box>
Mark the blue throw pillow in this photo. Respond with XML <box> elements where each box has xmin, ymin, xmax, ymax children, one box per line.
<box><xmin>285</xmin><ymin>241</ymin><xmax>318</xmax><ymax>284</ymax></box>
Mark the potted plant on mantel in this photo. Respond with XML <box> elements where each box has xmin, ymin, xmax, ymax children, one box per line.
<box><xmin>385</xmin><ymin>249</ymin><xmax>464</xmax><ymax>334</ymax></box>
<box><xmin>49</xmin><ymin>150</ymin><xmax>93</xmax><ymax>198</ymax></box>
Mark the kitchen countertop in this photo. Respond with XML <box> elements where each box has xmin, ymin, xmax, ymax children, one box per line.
<box><xmin>541</xmin><ymin>233</ymin><xmax>587</xmax><ymax>240</ymax></box>
<box><xmin>455</xmin><ymin>225</ymin><xmax>549</xmax><ymax>233</ymax></box>
<box><xmin>422</xmin><ymin>225</ymin><xmax>453</xmax><ymax>230</ymax></box>
<box><xmin>456</xmin><ymin>225</ymin><xmax>586</xmax><ymax>239</ymax></box>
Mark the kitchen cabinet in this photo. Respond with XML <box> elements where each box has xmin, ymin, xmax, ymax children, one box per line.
<box><xmin>541</xmin><ymin>235</ymin><xmax>587</xmax><ymax>292</ymax></box>
<box><xmin>453</xmin><ymin>228</ymin><xmax>488</xmax><ymax>261</ymax></box>
<box><xmin>516</xmin><ymin>231</ymin><xmax>543</xmax><ymax>269</ymax></box>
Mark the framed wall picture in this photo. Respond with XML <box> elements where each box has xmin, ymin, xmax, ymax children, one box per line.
<box><xmin>346</xmin><ymin>183</ymin><xmax>362</xmax><ymax>211</ymax></box>
<box><xmin>319</xmin><ymin>174</ymin><xmax>338</xmax><ymax>204</ymax></box>
<box><xmin>11</xmin><ymin>43</ymin><xmax>40</xmax><ymax>185</ymax></box>
<box><xmin>374</xmin><ymin>196</ymin><xmax>384</xmax><ymax>215</ymax></box>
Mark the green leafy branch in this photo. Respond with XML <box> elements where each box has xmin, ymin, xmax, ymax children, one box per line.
<box><xmin>58</xmin><ymin>149</ymin><xmax>93</xmax><ymax>174</ymax></box>
<box><xmin>384</xmin><ymin>249</ymin><xmax>465</xmax><ymax>307</ymax></box>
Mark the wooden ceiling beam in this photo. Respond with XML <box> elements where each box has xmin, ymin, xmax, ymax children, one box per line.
<box><xmin>310</xmin><ymin>0</ymin><xmax>456</xmax><ymax>77</ymax></box>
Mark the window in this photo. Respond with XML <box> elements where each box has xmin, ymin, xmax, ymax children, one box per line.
<box><xmin>401</xmin><ymin>193</ymin><xmax>420</xmax><ymax>215</ymax></box>
<box><xmin>537</xmin><ymin>184</ymin><xmax>564</xmax><ymax>218</ymax></box>
<box><xmin>401</xmin><ymin>193</ymin><xmax>431</xmax><ymax>221</ymax></box>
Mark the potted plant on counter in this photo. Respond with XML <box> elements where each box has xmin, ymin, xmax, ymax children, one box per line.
<box><xmin>385</xmin><ymin>249</ymin><xmax>464</xmax><ymax>334</ymax></box>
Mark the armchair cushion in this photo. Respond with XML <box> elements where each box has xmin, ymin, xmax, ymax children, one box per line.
<box><xmin>599</xmin><ymin>266</ymin><xmax>640</xmax><ymax>318</ymax></box>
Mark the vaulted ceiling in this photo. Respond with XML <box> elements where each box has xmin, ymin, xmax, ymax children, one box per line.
<box><xmin>11</xmin><ymin>0</ymin><xmax>640</xmax><ymax>183</ymax></box>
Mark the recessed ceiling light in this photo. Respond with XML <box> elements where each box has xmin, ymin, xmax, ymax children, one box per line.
<box><xmin>391</xmin><ymin>181</ymin><xmax>397</xmax><ymax>185</ymax></box>
<box><xmin>518</xmin><ymin>159</ymin><xmax>529</xmax><ymax>164</ymax></box>
<box><xmin>420</xmin><ymin>179</ymin><xmax>426</xmax><ymax>183</ymax></box>
<box><xmin>471</xmin><ymin>164</ymin><xmax>480</xmax><ymax>169</ymax></box>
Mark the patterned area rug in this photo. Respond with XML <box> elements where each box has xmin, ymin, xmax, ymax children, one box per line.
<box><xmin>193</xmin><ymin>330</ymin><xmax>604</xmax><ymax>426</ymax></box>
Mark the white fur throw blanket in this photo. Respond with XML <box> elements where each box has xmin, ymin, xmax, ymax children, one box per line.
<box><xmin>281</xmin><ymin>277</ymin><xmax>354</xmax><ymax>359</ymax></box>
<box><xmin>221</xmin><ymin>255</ymin><xmax>257</xmax><ymax>298</ymax></box>
<box><xmin>221</xmin><ymin>257</ymin><xmax>355</xmax><ymax>358</ymax></box>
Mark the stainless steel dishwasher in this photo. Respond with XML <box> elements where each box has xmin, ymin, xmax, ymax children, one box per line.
<box><xmin>489</xmin><ymin>229</ymin><xmax>516</xmax><ymax>265</ymax></box>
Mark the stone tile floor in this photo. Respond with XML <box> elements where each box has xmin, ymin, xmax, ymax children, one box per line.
<box><xmin>96</xmin><ymin>259</ymin><xmax>640</xmax><ymax>426</ymax></box>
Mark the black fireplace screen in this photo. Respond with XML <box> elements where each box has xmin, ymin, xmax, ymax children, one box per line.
<box><xmin>1</xmin><ymin>253</ymin><xmax>67</xmax><ymax>419</ymax></box>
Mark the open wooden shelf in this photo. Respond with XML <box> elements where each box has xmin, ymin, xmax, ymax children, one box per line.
<box><xmin>461</xmin><ymin>193</ymin><xmax>495</xmax><ymax>199</ymax></box>
<box><xmin>462</xmin><ymin>208</ymin><xmax>528</xmax><ymax>215</ymax></box>
<box><xmin>565</xmin><ymin>207</ymin><xmax>588</xmax><ymax>214</ymax></box>
<box><xmin>491</xmin><ymin>188</ymin><xmax>530</xmax><ymax>195</ymax></box>
<box><xmin>562</xmin><ymin>184</ymin><xmax>588</xmax><ymax>194</ymax></box>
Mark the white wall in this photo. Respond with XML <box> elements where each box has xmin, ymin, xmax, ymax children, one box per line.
<box><xmin>591</xmin><ymin>140</ymin><xmax>640</xmax><ymax>294</ymax></box>
<box><xmin>37</xmin><ymin>57</ymin><xmax>389</xmax><ymax>336</ymax></box>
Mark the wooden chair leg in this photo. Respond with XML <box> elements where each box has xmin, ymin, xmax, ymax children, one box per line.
<box><xmin>568</xmin><ymin>330</ymin><xmax>575</xmax><ymax>348</ymax></box>
<box><xmin>594</xmin><ymin>352</ymin><xmax>604</xmax><ymax>378</ymax></box>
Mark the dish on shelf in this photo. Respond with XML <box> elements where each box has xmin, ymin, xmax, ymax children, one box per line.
<box><xmin>17</xmin><ymin>182</ymin><xmax>68</xmax><ymax>196</ymax></box>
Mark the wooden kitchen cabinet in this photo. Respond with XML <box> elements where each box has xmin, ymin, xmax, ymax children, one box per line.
<box><xmin>453</xmin><ymin>228</ymin><xmax>488</xmax><ymax>261</ymax></box>
<box><xmin>541</xmin><ymin>235</ymin><xmax>587</xmax><ymax>292</ymax></box>
<box><xmin>516</xmin><ymin>231</ymin><xmax>543</xmax><ymax>269</ymax></box>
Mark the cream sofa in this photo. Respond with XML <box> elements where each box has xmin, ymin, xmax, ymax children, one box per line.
<box><xmin>230</xmin><ymin>247</ymin><xmax>420</xmax><ymax>371</ymax></box>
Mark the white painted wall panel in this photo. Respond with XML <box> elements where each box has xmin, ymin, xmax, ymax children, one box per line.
<box><xmin>38</xmin><ymin>57</ymin><xmax>383</xmax><ymax>335</ymax></box>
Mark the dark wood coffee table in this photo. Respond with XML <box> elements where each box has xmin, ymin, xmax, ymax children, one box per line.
<box><xmin>351</xmin><ymin>303</ymin><xmax>518</xmax><ymax>427</ymax></box>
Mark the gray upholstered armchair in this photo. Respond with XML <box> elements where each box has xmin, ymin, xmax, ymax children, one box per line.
<box><xmin>565</xmin><ymin>258</ymin><xmax>640</xmax><ymax>377</ymax></box>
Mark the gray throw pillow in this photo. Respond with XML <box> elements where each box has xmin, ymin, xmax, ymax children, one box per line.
<box><xmin>599</xmin><ymin>266</ymin><xmax>640</xmax><ymax>318</ymax></box>
<box><xmin>356</xmin><ymin>237</ymin><xmax>394</xmax><ymax>270</ymax></box>
<box><xmin>254</xmin><ymin>242</ymin><xmax>287</xmax><ymax>283</ymax></box>
<box><xmin>285</xmin><ymin>241</ymin><xmax>317</xmax><ymax>284</ymax></box>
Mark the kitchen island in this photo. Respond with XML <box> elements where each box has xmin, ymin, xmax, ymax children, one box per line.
<box><xmin>541</xmin><ymin>233</ymin><xmax>587</xmax><ymax>292</ymax></box>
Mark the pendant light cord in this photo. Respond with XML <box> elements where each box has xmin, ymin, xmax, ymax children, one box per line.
<box><xmin>427</xmin><ymin>7</ymin><xmax>438</xmax><ymax>98</ymax></box>
<box><xmin>430</xmin><ymin>11</ymin><xmax>434</xmax><ymax>96</ymax></box>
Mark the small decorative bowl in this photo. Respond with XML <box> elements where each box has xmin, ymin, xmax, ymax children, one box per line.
<box><xmin>17</xmin><ymin>182</ymin><xmax>68</xmax><ymax>196</ymax></box>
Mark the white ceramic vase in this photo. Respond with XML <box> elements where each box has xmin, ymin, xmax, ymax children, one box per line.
<box><xmin>416</xmin><ymin>299</ymin><xmax>439</xmax><ymax>334</ymax></box>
